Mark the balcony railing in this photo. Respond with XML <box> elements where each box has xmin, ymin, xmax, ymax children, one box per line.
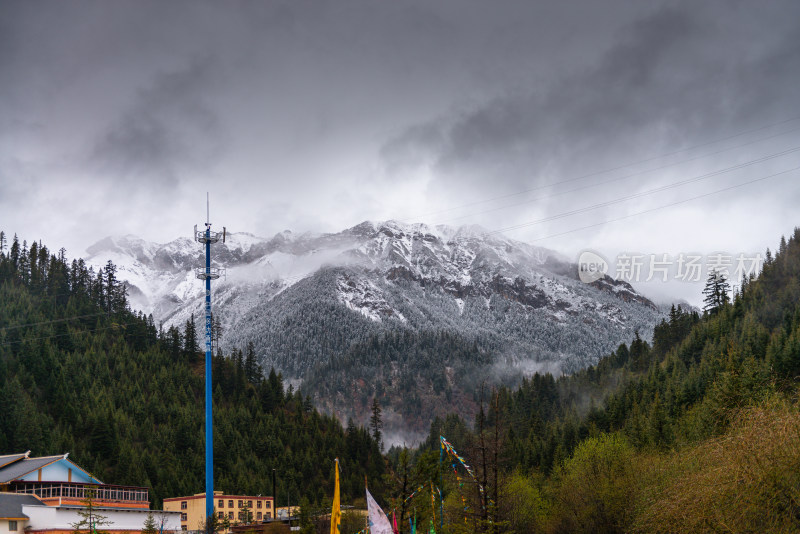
<box><xmin>13</xmin><ymin>482</ymin><xmax>149</xmax><ymax>504</ymax></box>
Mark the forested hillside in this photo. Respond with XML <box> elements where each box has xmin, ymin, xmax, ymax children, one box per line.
<box><xmin>85</xmin><ymin>222</ymin><xmax>660</xmax><ymax>442</ymax></box>
<box><xmin>304</xmin><ymin>329</ymin><xmax>498</xmax><ymax>441</ymax></box>
<box><xmin>393</xmin><ymin>228</ymin><xmax>800</xmax><ymax>533</ymax></box>
<box><xmin>0</xmin><ymin>232</ymin><xmax>385</xmax><ymax>509</ymax></box>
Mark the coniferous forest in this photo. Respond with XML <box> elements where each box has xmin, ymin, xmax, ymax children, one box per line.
<box><xmin>0</xmin><ymin>232</ymin><xmax>385</xmax><ymax>510</ymax></box>
<box><xmin>3</xmin><ymin>227</ymin><xmax>800</xmax><ymax>533</ymax></box>
<box><xmin>389</xmin><ymin>228</ymin><xmax>800</xmax><ymax>533</ymax></box>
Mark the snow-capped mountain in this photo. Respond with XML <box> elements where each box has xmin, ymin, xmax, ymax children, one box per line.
<box><xmin>85</xmin><ymin>220</ymin><xmax>662</xmax><ymax>441</ymax></box>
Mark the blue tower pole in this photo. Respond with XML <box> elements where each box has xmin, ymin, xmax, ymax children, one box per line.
<box><xmin>205</xmin><ymin>225</ymin><xmax>213</xmax><ymax>528</ymax></box>
<box><xmin>195</xmin><ymin>198</ymin><xmax>224</xmax><ymax>533</ymax></box>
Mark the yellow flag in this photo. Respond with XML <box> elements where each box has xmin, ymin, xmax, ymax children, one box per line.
<box><xmin>330</xmin><ymin>458</ymin><xmax>341</xmax><ymax>534</ymax></box>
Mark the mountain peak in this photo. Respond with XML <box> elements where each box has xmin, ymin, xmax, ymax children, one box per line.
<box><xmin>81</xmin><ymin>221</ymin><xmax>662</xmax><ymax>439</ymax></box>
<box><xmin>346</xmin><ymin>219</ymin><xmax>499</xmax><ymax>244</ymax></box>
<box><xmin>85</xmin><ymin>234</ymin><xmax>160</xmax><ymax>264</ymax></box>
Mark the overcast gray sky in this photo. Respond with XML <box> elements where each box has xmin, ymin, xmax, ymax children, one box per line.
<box><xmin>2</xmin><ymin>0</ymin><xmax>799</xmax><ymax>304</ymax></box>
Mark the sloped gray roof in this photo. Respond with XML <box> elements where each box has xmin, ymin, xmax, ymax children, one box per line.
<box><xmin>0</xmin><ymin>453</ymin><xmax>29</xmax><ymax>470</ymax></box>
<box><xmin>0</xmin><ymin>493</ymin><xmax>41</xmax><ymax>519</ymax></box>
<box><xmin>0</xmin><ymin>455</ymin><xmax>64</xmax><ymax>484</ymax></box>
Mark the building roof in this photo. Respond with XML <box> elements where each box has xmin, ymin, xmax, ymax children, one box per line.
<box><xmin>0</xmin><ymin>454</ymin><xmax>67</xmax><ymax>484</ymax></box>
<box><xmin>0</xmin><ymin>493</ymin><xmax>42</xmax><ymax>519</ymax></box>
<box><xmin>0</xmin><ymin>452</ymin><xmax>103</xmax><ymax>485</ymax></box>
<box><xmin>0</xmin><ymin>452</ymin><xmax>30</xmax><ymax>470</ymax></box>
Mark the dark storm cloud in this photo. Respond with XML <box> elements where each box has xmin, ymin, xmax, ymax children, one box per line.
<box><xmin>382</xmin><ymin>2</ymin><xmax>800</xmax><ymax>193</ymax></box>
<box><xmin>1</xmin><ymin>0</ymin><xmax>798</xmax><ymax>284</ymax></box>
<box><xmin>89</xmin><ymin>58</ymin><xmax>224</xmax><ymax>191</ymax></box>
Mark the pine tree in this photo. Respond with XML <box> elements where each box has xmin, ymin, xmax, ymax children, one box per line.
<box><xmin>142</xmin><ymin>513</ymin><xmax>157</xmax><ymax>534</ymax></box>
<box><xmin>199</xmin><ymin>511</ymin><xmax>219</xmax><ymax>534</ymax></box>
<box><xmin>239</xmin><ymin>502</ymin><xmax>253</xmax><ymax>525</ymax></box>
<box><xmin>629</xmin><ymin>331</ymin><xmax>650</xmax><ymax>371</ymax></box>
<box><xmin>297</xmin><ymin>497</ymin><xmax>315</xmax><ymax>534</ymax></box>
<box><xmin>212</xmin><ymin>313</ymin><xmax>223</xmax><ymax>352</ymax></box>
<box><xmin>28</xmin><ymin>241</ymin><xmax>40</xmax><ymax>290</ymax></box>
<box><xmin>9</xmin><ymin>234</ymin><xmax>19</xmax><ymax>271</ymax></box>
<box><xmin>218</xmin><ymin>514</ymin><xmax>230</xmax><ymax>534</ymax></box>
<box><xmin>703</xmin><ymin>269</ymin><xmax>730</xmax><ymax>314</ymax></box>
<box><xmin>103</xmin><ymin>260</ymin><xmax>127</xmax><ymax>312</ymax></box>
<box><xmin>18</xmin><ymin>240</ymin><xmax>29</xmax><ymax>284</ymax></box>
<box><xmin>244</xmin><ymin>341</ymin><xmax>258</xmax><ymax>383</ymax></box>
<box><xmin>370</xmin><ymin>397</ymin><xmax>383</xmax><ymax>450</ymax></box>
<box><xmin>70</xmin><ymin>487</ymin><xmax>111</xmax><ymax>534</ymax></box>
<box><xmin>183</xmin><ymin>314</ymin><xmax>200</xmax><ymax>360</ymax></box>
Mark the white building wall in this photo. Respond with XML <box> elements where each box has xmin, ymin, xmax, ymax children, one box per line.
<box><xmin>22</xmin><ymin>505</ymin><xmax>182</xmax><ymax>532</ymax></box>
<box><xmin>19</xmin><ymin>506</ymin><xmax>59</xmax><ymax>529</ymax></box>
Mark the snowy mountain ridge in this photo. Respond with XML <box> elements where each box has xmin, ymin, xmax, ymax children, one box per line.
<box><xmin>85</xmin><ymin>219</ymin><xmax>657</xmax><ymax>364</ymax></box>
<box><xmin>85</xmin><ymin>220</ymin><xmax>662</xmax><ymax>439</ymax></box>
<box><xmin>86</xmin><ymin>220</ymin><xmax>561</xmax><ymax>320</ymax></box>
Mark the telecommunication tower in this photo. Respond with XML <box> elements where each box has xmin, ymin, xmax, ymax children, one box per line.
<box><xmin>194</xmin><ymin>194</ymin><xmax>225</xmax><ymax>530</ymax></box>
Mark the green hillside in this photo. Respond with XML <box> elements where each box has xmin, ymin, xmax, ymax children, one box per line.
<box><xmin>0</xmin><ymin>232</ymin><xmax>385</xmax><ymax>509</ymax></box>
<box><xmin>397</xmin><ymin>228</ymin><xmax>800</xmax><ymax>533</ymax></box>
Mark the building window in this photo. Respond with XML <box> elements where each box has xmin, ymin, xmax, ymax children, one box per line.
<box><xmin>219</xmin><ymin>499</ymin><xmax>224</xmax><ymax>508</ymax></box>
<box><xmin>9</xmin><ymin>522</ymin><xmax>18</xmax><ymax>531</ymax></box>
<box><xmin>257</xmin><ymin>500</ymin><xmax>262</xmax><ymax>509</ymax></box>
<box><xmin>181</xmin><ymin>526</ymin><xmax>187</xmax><ymax>531</ymax></box>
<box><xmin>247</xmin><ymin>500</ymin><xmax>252</xmax><ymax>508</ymax></box>
<box><xmin>218</xmin><ymin>512</ymin><xmax>223</xmax><ymax>519</ymax></box>
<box><xmin>181</xmin><ymin>501</ymin><xmax>187</xmax><ymax>510</ymax></box>
<box><xmin>238</xmin><ymin>500</ymin><xmax>243</xmax><ymax>508</ymax></box>
<box><xmin>256</xmin><ymin>512</ymin><xmax>262</xmax><ymax>521</ymax></box>
<box><xmin>228</xmin><ymin>500</ymin><xmax>233</xmax><ymax>508</ymax></box>
<box><xmin>265</xmin><ymin>513</ymin><xmax>271</xmax><ymax>520</ymax></box>
<box><xmin>228</xmin><ymin>512</ymin><xmax>233</xmax><ymax>520</ymax></box>
<box><xmin>181</xmin><ymin>513</ymin><xmax>187</xmax><ymax>521</ymax></box>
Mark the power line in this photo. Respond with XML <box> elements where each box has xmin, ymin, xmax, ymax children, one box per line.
<box><xmin>486</xmin><ymin>166</ymin><xmax>800</xmax><ymax>239</ymax></box>
<box><xmin>434</xmin><ymin>134</ymin><xmax>800</xmax><ymax>226</ymax></box>
<box><xmin>0</xmin><ymin>311</ymin><xmax>119</xmax><ymax>333</ymax></box>
<box><xmin>0</xmin><ymin>320</ymin><xmax>139</xmax><ymax>347</ymax></box>
<box><xmin>456</xmin><ymin>144</ymin><xmax>800</xmax><ymax>233</ymax></box>
<box><xmin>400</xmin><ymin>116</ymin><xmax>800</xmax><ymax>222</ymax></box>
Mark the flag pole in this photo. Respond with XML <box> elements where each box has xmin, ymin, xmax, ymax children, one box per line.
<box><xmin>330</xmin><ymin>459</ymin><xmax>341</xmax><ymax>534</ymax></box>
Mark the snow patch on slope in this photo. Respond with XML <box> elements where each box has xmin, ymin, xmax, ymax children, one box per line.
<box><xmin>336</xmin><ymin>275</ymin><xmax>406</xmax><ymax>323</ymax></box>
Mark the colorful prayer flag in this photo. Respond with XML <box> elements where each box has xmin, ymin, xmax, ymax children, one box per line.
<box><xmin>366</xmin><ymin>488</ymin><xmax>393</xmax><ymax>534</ymax></box>
<box><xmin>330</xmin><ymin>459</ymin><xmax>341</xmax><ymax>534</ymax></box>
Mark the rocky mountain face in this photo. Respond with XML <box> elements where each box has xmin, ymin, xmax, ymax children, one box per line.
<box><xmin>85</xmin><ymin>220</ymin><xmax>662</xmax><ymax>443</ymax></box>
